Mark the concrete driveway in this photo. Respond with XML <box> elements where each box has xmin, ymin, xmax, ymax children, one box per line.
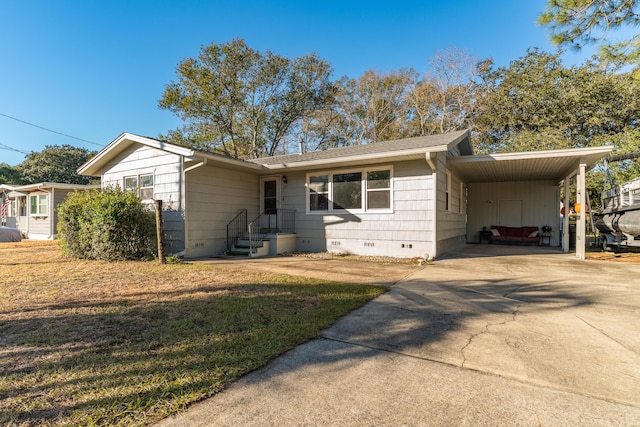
<box><xmin>157</xmin><ymin>246</ymin><xmax>640</xmax><ymax>426</ymax></box>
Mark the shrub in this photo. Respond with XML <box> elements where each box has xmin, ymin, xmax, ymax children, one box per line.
<box><xmin>58</xmin><ymin>187</ymin><xmax>156</xmax><ymax>260</ymax></box>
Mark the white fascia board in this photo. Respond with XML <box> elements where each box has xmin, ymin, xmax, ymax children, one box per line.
<box><xmin>452</xmin><ymin>146</ymin><xmax>613</xmax><ymax>164</ymax></box>
<box><xmin>78</xmin><ymin>132</ymin><xmax>197</xmax><ymax>176</ymax></box>
<box><xmin>261</xmin><ymin>145</ymin><xmax>449</xmax><ymax>171</ymax></box>
<box><xmin>14</xmin><ymin>182</ymin><xmax>99</xmax><ymax>192</ymax></box>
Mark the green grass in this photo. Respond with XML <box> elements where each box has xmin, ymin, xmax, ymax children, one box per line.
<box><xmin>0</xmin><ymin>242</ymin><xmax>386</xmax><ymax>426</ymax></box>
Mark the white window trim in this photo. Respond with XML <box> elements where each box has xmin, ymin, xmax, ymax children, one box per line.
<box><xmin>306</xmin><ymin>165</ymin><xmax>393</xmax><ymax>214</ymax></box>
<box><xmin>29</xmin><ymin>194</ymin><xmax>48</xmax><ymax>217</ymax></box>
<box><xmin>124</xmin><ymin>173</ymin><xmax>155</xmax><ymax>202</ymax></box>
<box><xmin>445</xmin><ymin>169</ymin><xmax>451</xmax><ymax>211</ymax></box>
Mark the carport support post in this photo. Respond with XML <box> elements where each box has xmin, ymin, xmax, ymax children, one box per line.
<box><xmin>576</xmin><ymin>161</ymin><xmax>587</xmax><ymax>260</ymax></box>
<box><xmin>563</xmin><ymin>178</ymin><xmax>570</xmax><ymax>253</ymax></box>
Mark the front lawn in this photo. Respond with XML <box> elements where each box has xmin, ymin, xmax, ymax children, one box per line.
<box><xmin>0</xmin><ymin>242</ymin><xmax>385</xmax><ymax>426</ymax></box>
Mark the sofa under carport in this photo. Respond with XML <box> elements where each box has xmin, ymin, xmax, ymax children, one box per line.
<box><xmin>489</xmin><ymin>225</ymin><xmax>540</xmax><ymax>245</ymax></box>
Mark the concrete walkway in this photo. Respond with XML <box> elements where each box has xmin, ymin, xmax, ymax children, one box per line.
<box><xmin>157</xmin><ymin>246</ymin><xmax>640</xmax><ymax>426</ymax></box>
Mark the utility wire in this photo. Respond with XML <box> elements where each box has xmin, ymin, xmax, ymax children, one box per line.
<box><xmin>0</xmin><ymin>142</ymin><xmax>29</xmax><ymax>155</ymax></box>
<box><xmin>0</xmin><ymin>111</ymin><xmax>103</xmax><ymax>147</ymax></box>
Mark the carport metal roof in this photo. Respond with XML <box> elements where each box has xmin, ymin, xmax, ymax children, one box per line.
<box><xmin>447</xmin><ymin>146</ymin><xmax>613</xmax><ymax>184</ymax></box>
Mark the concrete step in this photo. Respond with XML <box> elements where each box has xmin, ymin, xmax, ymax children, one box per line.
<box><xmin>228</xmin><ymin>239</ymin><xmax>270</xmax><ymax>258</ymax></box>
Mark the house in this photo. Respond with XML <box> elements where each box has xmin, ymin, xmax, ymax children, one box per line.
<box><xmin>1</xmin><ymin>182</ymin><xmax>97</xmax><ymax>239</ymax></box>
<box><xmin>77</xmin><ymin>131</ymin><xmax>612</xmax><ymax>260</ymax></box>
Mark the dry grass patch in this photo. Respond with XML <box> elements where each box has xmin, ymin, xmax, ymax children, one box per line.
<box><xmin>586</xmin><ymin>250</ymin><xmax>640</xmax><ymax>263</ymax></box>
<box><xmin>0</xmin><ymin>242</ymin><xmax>386</xmax><ymax>426</ymax></box>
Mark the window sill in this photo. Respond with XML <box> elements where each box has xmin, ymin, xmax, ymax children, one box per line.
<box><xmin>306</xmin><ymin>210</ymin><xmax>393</xmax><ymax>215</ymax></box>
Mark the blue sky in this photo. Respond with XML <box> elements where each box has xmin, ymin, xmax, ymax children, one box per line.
<box><xmin>0</xmin><ymin>0</ymin><xmax>595</xmax><ymax>166</ymax></box>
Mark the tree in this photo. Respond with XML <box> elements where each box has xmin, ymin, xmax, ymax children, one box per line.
<box><xmin>20</xmin><ymin>145</ymin><xmax>95</xmax><ymax>185</ymax></box>
<box><xmin>407</xmin><ymin>47</ymin><xmax>480</xmax><ymax>136</ymax></box>
<box><xmin>331</xmin><ymin>69</ymin><xmax>417</xmax><ymax>146</ymax></box>
<box><xmin>474</xmin><ymin>48</ymin><xmax>640</xmax><ymax>207</ymax></box>
<box><xmin>159</xmin><ymin>38</ymin><xmax>335</xmax><ymax>159</ymax></box>
<box><xmin>539</xmin><ymin>0</ymin><xmax>640</xmax><ymax>72</ymax></box>
<box><xmin>0</xmin><ymin>163</ymin><xmax>22</xmax><ymax>184</ymax></box>
<box><xmin>474</xmin><ymin>49</ymin><xmax>640</xmax><ymax>153</ymax></box>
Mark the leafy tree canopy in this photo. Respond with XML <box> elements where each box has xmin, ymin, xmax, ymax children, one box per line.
<box><xmin>20</xmin><ymin>144</ymin><xmax>95</xmax><ymax>185</ymax></box>
<box><xmin>0</xmin><ymin>163</ymin><xmax>22</xmax><ymax>185</ymax></box>
<box><xmin>539</xmin><ymin>0</ymin><xmax>640</xmax><ymax>74</ymax></box>
<box><xmin>296</xmin><ymin>48</ymin><xmax>481</xmax><ymax>152</ymax></box>
<box><xmin>159</xmin><ymin>38</ymin><xmax>335</xmax><ymax>159</ymax></box>
<box><xmin>474</xmin><ymin>49</ymin><xmax>640</xmax><ymax>153</ymax></box>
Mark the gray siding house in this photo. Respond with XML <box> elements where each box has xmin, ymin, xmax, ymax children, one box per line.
<box><xmin>1</xmin><ymin>182</ymin><xmax>97</xmax><ymax>239</ymax></box>
<box><xmin>78</xmin><ymin>131</ymin><xmax>612</xmax><ymax>260</ymax></box>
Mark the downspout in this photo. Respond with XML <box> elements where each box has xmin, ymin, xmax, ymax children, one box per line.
<box><xmin>178</xmin><ymin>157</ymin><xmax>207</xmax><ymax>257</ymax></box>
<box><xmin>425</xmin><ymin>152</ymin><xmax>437</xmax><ymax>260</ymax></box>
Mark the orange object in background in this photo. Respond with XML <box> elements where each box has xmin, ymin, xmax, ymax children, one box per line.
<box><xmin>574</xmin><ymin>203</ymin><xmax>588</xmax><ymax>213</ymax></box>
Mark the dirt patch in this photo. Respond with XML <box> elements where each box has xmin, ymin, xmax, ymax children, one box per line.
<box><xmin>586</xmin><ymin>251</ymin><xmax>640</xmax><ymax>263</ymax></box>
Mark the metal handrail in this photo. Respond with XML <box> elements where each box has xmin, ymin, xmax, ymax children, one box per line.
<box><xmin>226</xmin><ymin>209</ymin><xmax>247</xmax><ymax>251</ymax></box>
<box><xmin>247</xmin><ymin>208</ymin><xmax>296</xmax><ymax>253</ymax></box>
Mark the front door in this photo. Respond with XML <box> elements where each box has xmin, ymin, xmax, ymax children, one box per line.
<box><xmin>260</xmin><ymin>177</ymin><xmax>281</xmax><ymax>232</ymax></box>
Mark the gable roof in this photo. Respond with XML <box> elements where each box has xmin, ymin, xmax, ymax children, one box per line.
<box><xmin>249</xmin><ymin>130</ymin><xmax>472</xmax><ymax>171</ymax></box>
<box><xmin>78</xmin><ymin>130</ymin><xmax>473</xmax><ymax>176</ymax></box>
<box><xmin>78</xmin><ymin>133</ymin><xmax>263</xmax><ymax>176</ymax></box>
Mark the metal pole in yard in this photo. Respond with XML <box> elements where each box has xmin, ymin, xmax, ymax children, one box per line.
<box><xmin>155</xmin><ymin>200</ymin><xmax>166</xmax><ymax>264</ymax></box>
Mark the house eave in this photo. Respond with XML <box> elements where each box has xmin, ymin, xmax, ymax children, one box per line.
<box><xmin>12</xmin><ymin>182</ymin><xmax>99</xmax><ymax>192</ymax></box>
<box><xmin>447</xmin><ymin>146</ymin><xmax>613</xmax><ymax>184</ymax></box>
<box><xmin>78</xmin><ymin>132</ymin><xmax>197</xmax><ymax>176</ymax></box>
<box><xmin>260</xmin><ymin>145</ymin><xmax>451</xmax><ymax>171</ymax></box>
<box><xmin>79</xmin><ymin>132</ymin><xmax>265</xmax><ymax>176</ymax></box>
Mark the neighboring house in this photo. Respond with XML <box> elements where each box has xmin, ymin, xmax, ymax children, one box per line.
<box><xmin>77</xmin><ymin>131</ymin><xmax>612</xmax><ymax>260</ymax></box>
<box><xmin>1</xmin><ymin>182</ymin><xmax>97</xmax><ymax>239</ymax></box>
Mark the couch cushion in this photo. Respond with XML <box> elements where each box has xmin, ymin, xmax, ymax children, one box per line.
<box><xmin>522</xmin><ymin>226</ymin><xmax>539</xmax><ymax>238</ymax></box>
<box><xmin>505</xmin><ymin>227</ymin><xmax>521</xmax><ymax>237</ymax></box>
<box><xmin>491</xmin><ymin>226</ymin><xmax>507</xmax><ymax>236</ymax></box>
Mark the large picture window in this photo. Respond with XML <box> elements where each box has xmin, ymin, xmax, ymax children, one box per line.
<box><xmin>333</xmin><ymin>172</ymin><xmax>362</xmax><ymax>210</ymax></box>
<box><xmin>307</xmin><ymin>167</ymin><xmax>392</xmax><ymax>213</ymax></box>
<box><xmin>29</xmin><ymin>194</ymin><xmax>48</xmax><ymax>216</ymax></box>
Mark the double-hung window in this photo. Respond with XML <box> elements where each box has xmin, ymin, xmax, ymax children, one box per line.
<box><xmin>307</xmin><ymin>167</ymin><xmax>392</xmax><ymax>213</ymax></box>
<box><xmin>29</xmin><ymin>194</ymin><xmax>48</xmax><ymax>216</ymax></box>
<box><xmin>366</xmin><ymin>170</ymin><xmax>391</xmax><ymax>210</ymax></box>
<box><xmin>124</xmin><ymin>173</ymin><xmax>154</xmax><ymax>201</ymax></box>
<box><xmin>309</xmin><ymin>175</ymin><xmax>329</xmax><ymax>211</ymax></box>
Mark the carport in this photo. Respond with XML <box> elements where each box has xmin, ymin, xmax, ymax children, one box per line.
<box><xmin>447</xmin><ymin>146</ymin><xmax>613</xmax><ymax>259</ymax></box>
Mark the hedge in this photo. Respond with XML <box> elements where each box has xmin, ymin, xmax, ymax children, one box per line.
<box><xmin>57</xmin><ymin>187</ymin><xmax>156</xmax><ymax>261</ymax></box>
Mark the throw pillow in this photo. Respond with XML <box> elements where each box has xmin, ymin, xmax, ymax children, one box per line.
<box><xmin>528</xmin><ymin>230</ymin><xmax>539</xmax><ymax>238</ymax></box>
<box><xmin>491</xmin><ymin>229</ymin><xmax>500</xmax><ymax>236</ymax></box>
